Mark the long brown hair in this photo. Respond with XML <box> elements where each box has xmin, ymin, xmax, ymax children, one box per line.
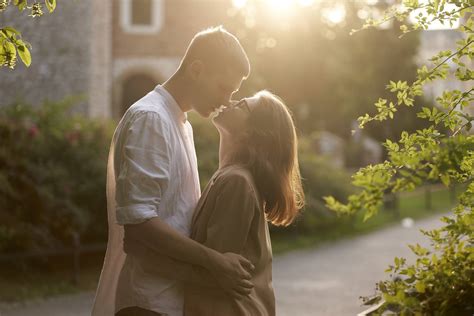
<box><xmin>232</xmin><ymin>91</ymin><xmax>305</xmax><ymax>226</ymax></box>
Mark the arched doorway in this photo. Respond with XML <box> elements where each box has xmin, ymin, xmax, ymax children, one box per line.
<box><xmin>120</xmin><ymin>73</ymin><xmax>157</xmax><ymax>116</ymax></box>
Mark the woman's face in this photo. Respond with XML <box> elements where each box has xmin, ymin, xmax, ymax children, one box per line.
<box><xmin>212</xmin><ymin>95</ymin><xmax>259</xmax><ymax>136</ymax></box>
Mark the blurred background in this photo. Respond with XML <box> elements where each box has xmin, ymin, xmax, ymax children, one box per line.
<box><xmin>0</xmin><ymin>0</ymin><xmax>467</xmax><ymax>314</ymax></box>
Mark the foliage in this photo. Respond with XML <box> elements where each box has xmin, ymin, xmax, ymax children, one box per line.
<box><xmin>362</xmin><ymin>208</ymin><xmax>474</xmax><ymax>315</ymax></box>
<box><xmin>325</xmin><ymin>0</ymin><xmax>474</xmax><ymax>314</ymax></box>
<box><xmin>284</xmin><ymin>138</ymin><xmax>355</xmax><ymax>234</ymax></box>
<box><xmin>0</xmin><ymin>105</ymin><xmax>350</xmax><ymax>254</ymax></box>
<box><xmin>0</xmin><ymin>0</ymin><xmax>57</xmax><ymax>69</ymax></box>
<box><xmin>188</xmin><ymin>113</ymin><xmax>220</xmax><ymax>188</ymax></box>
<box><xmin>0</xmin><ymin>99</ymin><xmax>113</xmax><ymax>252</ymax></box>
<box><xmin>227</xmin><ymin>0</ymin><xmax>424</xmax><ymax>146</ymax></box>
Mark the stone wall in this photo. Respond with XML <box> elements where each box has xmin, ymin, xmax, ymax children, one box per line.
<box><xmin>110</xmin><ymin>0</ymin><xmax>232</xmax><ymax>118</ymax></box>
<box><xmin>0</xmin><ymin>0</ymin><xmax>239</xmax><ymax>118</ymax></box>
<box><xmin>112</xmin><ymin>0</ymin><xmax>230</xmax><ymax>58</ymax></box>
<box><xmin>0</xmin><ymin>1</ymin><xmax>93</xmax><ymax>115</ymax></box>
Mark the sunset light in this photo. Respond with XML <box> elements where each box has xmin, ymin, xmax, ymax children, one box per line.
<box><xmin>298</xmin><ymin>0</ymin><xmax>315</xmax><ymax>7</ymax></box>
<box><xmin>409</xmin><ymin>1</ymin><xmax>461</xmax><ymax>30</ymax></box>
<box><xmin>264</xmin><ymin>0</ymin><xmax>294</xmax><ymax>13</ymax></box>
<box><xmin>322</xmin><ymin>3</ymin><xmax>346</xmax><ymax>25</ymax></box>
<box><xmin>232</xmin><ymin>0</ymin><xmax>248</xmax><ymax>9</ymax></box>
<box><xmin>231</xmin><ymin>0</ymin><xmax>349</xmax><ymax>25</ymax></box>
<box><xmin>2</xmin><ymin>0</ymin><xmax>471</xmax><ymax>315</ymax></box>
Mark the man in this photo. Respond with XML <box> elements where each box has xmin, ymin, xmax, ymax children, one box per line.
<box><xmin>92</xmin><ymin>26</ymin><xmax>253</xmax><ymax>316</ymax></box>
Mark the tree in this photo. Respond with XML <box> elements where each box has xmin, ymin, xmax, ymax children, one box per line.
<box><xmin>0</xmin><ymin>0</ymin><xmax>57</xmax><ymax>69</ymax></box>
<box><xmin>227</xmin><ymin>0</ymin><xmax>423</xmax><ymax>143</ymax></box>
<box><xmin>325</xmin><ymin>0</ymin><xmax>473</xmax><ymax>314</ymax></box>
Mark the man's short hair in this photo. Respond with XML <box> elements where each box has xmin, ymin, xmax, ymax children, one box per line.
<box><xmin>179</xmin><ymin>26</ymin><xmax>250</xmax><ymax>79</ymax></box>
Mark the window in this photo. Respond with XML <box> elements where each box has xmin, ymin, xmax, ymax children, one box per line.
<box><xmin>121</xmin><ymin>0</ymin><xmax>164</xmax><ymax>34</ymax></box>
<box><xmin>120</xmin><ymin>73</ymin><xmax>157</xmax><ymax>116</ymax></box>
<box><xmin>132</xmin><ymin>0</ymin><xmax>152</xmax><ymax>25</ymax></box>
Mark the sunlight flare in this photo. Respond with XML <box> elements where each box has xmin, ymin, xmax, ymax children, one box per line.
<box><xmin>298</xmin><ymin>0</ymin><xmax>315</xmax><ymax>7</ymax></box>
<box><xmin>322</xmin><ymin>4</ymin><xmax>346</xmax><ymax>25</ymax></box>
<box><xmin>232</xmin><ymin>0</ymin><xmax>248</xmax><ymax>9</ymax></box>
<box><xmin>265</xmin><ymin>0</ymin><xmax>294</xmax><ymax>12</ymax></box>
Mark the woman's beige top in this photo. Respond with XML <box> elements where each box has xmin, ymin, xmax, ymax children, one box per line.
<box><xmin>185</xmin><ymin>165</ymin><xmax>275</xmax><ymax>316</ymax></box>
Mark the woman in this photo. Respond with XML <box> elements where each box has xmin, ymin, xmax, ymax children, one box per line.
<box><xmin>126</xmin><ymin>90</ymin><xmax>304</xmax><ymax>315</ymax></box>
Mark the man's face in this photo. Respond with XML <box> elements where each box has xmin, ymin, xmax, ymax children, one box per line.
<box><xmin>191</xmin><ymin>65</ymin><xmax>244</xmax><ymax>118</ymax></box>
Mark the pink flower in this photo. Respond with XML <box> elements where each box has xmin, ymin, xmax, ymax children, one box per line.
<box><xmin>66</xmin><ymin>131</ymin><xmax>81</xmax><ymax>146</ymax></box>
<box><xmin>28</xmin><ymin>124</ymin><xmax>40</xmax><ymax>138</ymax></box>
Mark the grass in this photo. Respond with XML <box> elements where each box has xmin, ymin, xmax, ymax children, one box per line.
<box><xmin>0</xmin><ymin>185</ymin><xmax>460</xmax><ymax>304</ymax></box>
<box><xmin>0</xmin><ymin>253</ymin><xmax>103</xmax><ymax>304</ymax></box>
<box><xmin>271</xmin><ymin>184</ymin><xmax>459</xmax><ymax>254</ymax></box>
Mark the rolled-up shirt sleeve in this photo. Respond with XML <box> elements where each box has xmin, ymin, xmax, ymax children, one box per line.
<box><xmin>115</xmin><ymin>111</ymin><xmax>171</xmax><ymax>225</ymax></box>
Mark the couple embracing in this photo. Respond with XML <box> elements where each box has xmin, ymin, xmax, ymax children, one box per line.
<box><xmin>92</xmin><ymin>26</ymin><xmax>304</xmax><ymax>316</ymax></box>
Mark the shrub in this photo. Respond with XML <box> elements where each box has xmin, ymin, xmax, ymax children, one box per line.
<box><xmin>326</xmin><ymin>1</ymin><xmax>474</xmax><ymax>314</ymax></box>
<box><xmin>276</xmin><ymin>137</ymin><xmax>355</xmax><ymax>235</ymax></box>
<box><xmin>0</xmin><ymin>99</ymin><xmax>114</xmax><ymax>252</ymax></box>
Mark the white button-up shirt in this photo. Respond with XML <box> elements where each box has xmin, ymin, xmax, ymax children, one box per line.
<box><xmin>113</xmin><ymin>85</ymin><xmax>201</xmax><ymax>315</ymax></box>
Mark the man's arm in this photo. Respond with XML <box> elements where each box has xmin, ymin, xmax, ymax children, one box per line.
<box><xmin>117</xmin><ymin>112</ymin><xmax>253</xmax><ymax>296</ymax></box>
<box><xmin>124</xmin><ymin>218</ymin><xmax>254</xmax><ymax>296</ymax></box>
<box><xmin>123</xmin><ymin>234</ymin><xmax>218</xmax><ymax>288</ymax></box>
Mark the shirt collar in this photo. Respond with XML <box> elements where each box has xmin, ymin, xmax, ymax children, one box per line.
<box><xmin>154</xmin><ymin>84</ymin><xmax>187</xmax><ymax>123</ymax></box>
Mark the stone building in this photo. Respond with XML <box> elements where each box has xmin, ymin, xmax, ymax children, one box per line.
<box><xmin>0</xmin><ymin>0</ymin><xmax>102</xmax><ymax>116</ymax></box>
<box><xmin>3</xmin><ymin>2</ymin><xmax>470</xmax><ymax>120</ymax></box>
<box><xmin>110</xmin><ymin>0</ymin><xmax>230</xmax><ymax>119</ymax></box>
<box><xmin>0</xmin><ymin>0</ymin><xmax>231</xmax><ymax>119</ymax></box>
<box><xmin>418</xmin><ymin>29</ymin><xmax>472</xmax><ymax>103</ymax></box>
<box><xmin>417</xmin><ymin>15</ymin><xmax>473</xmax><ymax>118</ymax></box>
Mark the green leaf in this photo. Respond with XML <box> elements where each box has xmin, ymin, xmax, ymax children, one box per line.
<box><xmin>415</xmin><ymin>282</ymin><xmax>426</xmax><ymax>293</ymax></box>
<box><xmin>2</xmin><ymin>27</ymin><xmax>20</xmax><ymax>36</ymax></box>
<box><xmin>4</xmin><ymin>39</ymin><xmax>16</xmax><ymax>53</ymax></box>
<box><xmin>17</xmin><ymin>44</ymin><xmax>31</xmax><ymax>67</ymax></box>
<box><xmin>13</xmin><ymin>0</ymin><xmax>27</xmax><ymax>11</ymax></box>
<box><xmin>44</xmin><ymin>0</ymin><xmax>56</xmax><ymax>13</ymax></box>
<box><xmin>440</xmin><ymin>174</ymin><xmax>450</xmax><ymax>186</ymax></box>
<box><xmin>465</xmin><ymin>122</ymin><xmax>472</xmax><ymax>132</ymax></box>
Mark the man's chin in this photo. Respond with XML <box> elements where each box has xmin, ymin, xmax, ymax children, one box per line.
<box><xmin>205</xmin><ymin>108</ymin><xmax>218</xmax><ymax>118</ymax></box>
<box><xmin>196</xmin><ymin>108</ymin><xmax>213</xmax><ymax>118</ymax></box>
<box><xmin>193</xmin><ymin>105</ymin><xmax>218</xmax><ymax>118</ymax></box>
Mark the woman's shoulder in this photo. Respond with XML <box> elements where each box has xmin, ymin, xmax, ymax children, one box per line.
<box><xmin>216</xmin><ymin>165</ymin><xmax>260</xmax><ymax>199</ymax></box>
<box><xmin>218</xmin><ymin>165</ymin><xmax>254</xmax><ymax>185</ymax></box>
<box><xmin>210</xmin><ymin>165</ymin><xmax>264</xmax><ymax>211</ymax></box>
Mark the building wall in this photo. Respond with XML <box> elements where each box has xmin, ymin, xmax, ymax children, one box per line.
<box><xmin>111</xmin><ymin>0</ymin><xmax>232</xmax><ymax>117</ymax></box>
<box><xmin>0</xmin><ymin>1</ymin><xmax>93</xmax><ymax>115</ymax></box>
<box><xmin>89</xmin><ymin>0</ymin><xmax>113</xmax><ymax>118</ymax></box>
<box><xmin>1</xmin><ymin>0</ymin><xmax>238</xmax><ymax>118</ymax></box>
<box><xmin>112</xmin><ymin>0</ymin><xmax>230</xmax><ymax>58</ymax></box>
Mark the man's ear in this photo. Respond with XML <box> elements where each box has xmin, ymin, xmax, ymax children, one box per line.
<box><xmin>188</xmin><ymin>60</ymin><xmax>204</xmax><ymax>81</ymax></box>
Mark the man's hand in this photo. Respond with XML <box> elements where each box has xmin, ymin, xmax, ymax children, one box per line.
<box><xmin>124</xmin><ymin>220</ymin><xmax>255</xmax><ymax>298</ymax></box>
<box><xmin>207</xmin><ymin>251</ymin><xmax>255</xmax><ymax>299</ymax></box>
